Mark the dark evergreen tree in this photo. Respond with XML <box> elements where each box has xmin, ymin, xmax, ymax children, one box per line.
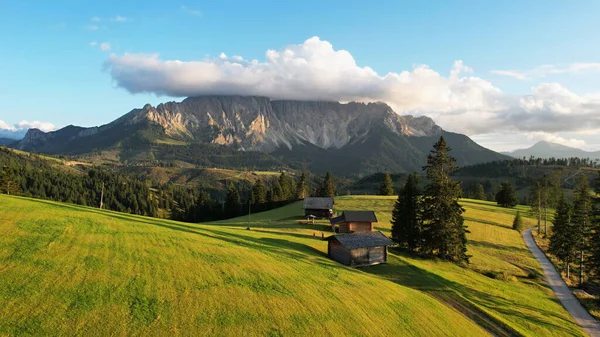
<box><xmin>587</xmin><ymin>171</ymin><xmax>600</xmax><ymax>278</ymax></box>
<box><xmin>193</xmin><ymin>191</ymin><xmax>213</xmax><ymax>222</ymax></box>
<box><xmin>549</xmin><ymin>193</ymin><xmax>575</xmax><ymax>278</ymax></box>
<box><xmin>537</xmin><ymin>174</ymin><xmax>561</xmax><ymax>235</ymax></box>
<box><xmin>572</xmin><ymin>174</ymin><xmax>592</xmax><ymax>285</ymax></box>
<box><xmin>529</xmin><ymin>179</ymin><xmax>543</xmax><ymax>234</ymax></box>
<box><xmin>495</xmin><ymin>181</ymin><xmax>518</xmax><ymax>208</ymax></box>
<box><xmin>251</xmin><ymin>179</ymin><xmax>267</xmax><ymax>204</ymax></box>
<box><xmin>273</xmin><ymin>182</ymin><xmax>284</xmax><ymax>202</ymax></box>
<box><xmin>391</xmin><ymin>173</ymin><xmax>422</xmax><ymax>251</ymax></box>
<box><xmin>420</xmin><ymin>137</ymin><xmax>469</xmax><ymax>263</ymax></box>
<box><xmin>512</xmin><ymin>211</ymin><xmax>523</xmax><ymax>232</ymax></box>
<box><xmin>278</xmin><ymin>172</ymin><xmax>292</xmax><ymax>200</ymax></box>
<box><xmin>267</xmin><ymin>187</ymin><xmax>275</xmax><ymax>203</ymax></box>
<box><xmin>379</xmin><ymin>172</ymin><xmax>395</xmax><ymax>196</ymax></box>
<box><xmin>224</xmin><ymin>182</ymin><xmax>241</xmax><ymax>217</ymax></box>
<box><xmin>319</xmin><ymin>172</ymin><xmax>336</xmax><ymax>197</ymax></box>
<box><xmin>0</xmin><ymin>167</ymin><xmax>20</xmax><ymax>195</ymax></box>
<box><xmin>296</xmin><ymin>172</ymin><xmax>309</xmax><ymax>199</ymax></box>
<box><xmin>473</xmin><ymin>183</ymin><xmax>486</xmax><ymax>201</ymax></box>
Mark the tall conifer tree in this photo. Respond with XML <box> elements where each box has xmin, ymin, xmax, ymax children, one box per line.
<box><xmin>296</xmin><ymin>172</ymin><xmax>309</xmax><ymax>199</ymax></box>
<box><xmin>391</xmin><ymin>173</ymin><xmax>422</xmax><ymax>251</ymax></box>
<box><xmin>549</xmin><ymin>193</ymin><xmax>575</xmax><ymax>278</ymax></box>
<box><xmin>319</xmin><ymin>172</ymin><xmax>336</xmax><ymax>197</ymax></box>
<box><xmin>379</xmin><ymin>172</ymin><xmax>395</xmax><ymax>196</ymax></box>
<box><xmin>224</xmin><ymin>182</ymin><xmax>241</xmax><ymax>217</ymax></box>
<box><xmin>251</xmin><ymin>179</ymin><xmax>267</xmax><ymax>204</ymax></box>
<box><xmin>495</xmin><ymin>181</ymin><xmax>518</xmax><ymax>208</ymax></box>
<box><xmin>587</xmin><ymin>172</ymin><xmax>600</xmax><ymax>278</ymax></box>
<box><xmin>572</xmin><ymin>174</ymin><xmax>592</xmax><ymax>285</ymax></box>
<box><xmin>473</xmin><ymin>183</ymin><xmax>486</xmax><ymax>201</ymax></box>
<box><xmin>421</xmin><ymin>137</ymin><xmax>469</xmax><ymax>263</ymax></box>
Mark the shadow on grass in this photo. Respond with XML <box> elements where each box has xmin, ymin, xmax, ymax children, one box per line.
<box><xmin>469</xmin><ymin>240</ymin><xmax>529</xmax><ymax>254</ymax></box>
<box><xmin>463</xmin><ymin>216</ymin><xmax>511</xmax><ymax>229</ymax></box>
<box><xmin>364</xmin><ymin>253</ymin><xmax>581</xmax><ymax>336</ymax></box>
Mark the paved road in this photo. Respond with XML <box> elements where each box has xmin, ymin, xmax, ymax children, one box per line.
<box><xmin>523</xmin><ymin>228</ymin><xmax>600</xmax><ymax>337</ymax></box>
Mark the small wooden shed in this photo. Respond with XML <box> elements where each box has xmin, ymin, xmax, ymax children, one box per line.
<box><xmin>327</xmin><ymin>231</ymin><xmax>394</xmax><ymax>267</ymax></box>
<box><xmin>303</xmin><ymin>197</ymin><xmax>334</xmax><ymax>218</ymax></box>
<box><xmin>330</xmin><ymin>211</ymin><xmax>377</xmax><ymax>233</ymax></box>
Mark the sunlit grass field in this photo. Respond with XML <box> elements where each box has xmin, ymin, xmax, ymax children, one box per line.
<box><xmin>0</xmin><ymin>195</ymin><xmax>586</xmax><ymax>336</ymax></box>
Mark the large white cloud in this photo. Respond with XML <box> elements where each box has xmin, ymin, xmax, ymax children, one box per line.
<box><xmin>104</xmin><ymin>36</ymin><xmax>600</xmax><ymax>144</ymax></box>
<box><xmin>0</xmin><ymin>120</ymin><xmax>56</xmax><ymax>139</ymax></box>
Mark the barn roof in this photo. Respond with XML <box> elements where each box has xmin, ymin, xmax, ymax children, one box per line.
<box><xmin>303</xmin><ymin>197</ymin><xmax>334</xmax><ymax>210</ymax></box>
<box><xmin>330</xmin><ymin>211</ymin><xmax>378</xmax><ymax>225</ymax></box>
<box><xmin>327</xmin><ymin>231</ymin><xmax>394</xmax><ymax>249</ymax></box>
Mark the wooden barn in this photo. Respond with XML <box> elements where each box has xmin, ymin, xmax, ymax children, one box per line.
<box><xmin>327</xmin><ymin>231</ymin><xmax>394</xmax><ymax>267</ymax></box>
<box><xmin>330</xmin><ymin>211</ymin><xmax>377</xmax><ymax>233</ymax></box>
<box><xmin>303</xmin><ymin>197</ymin><xmax>334</xmax><ymax>218</ymax></box>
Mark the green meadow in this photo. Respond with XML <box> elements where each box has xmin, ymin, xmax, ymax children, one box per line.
<box><xmin>0</xmin><ymin>195</ymin><xmax>586</xmax><ymax>336</ymax></box>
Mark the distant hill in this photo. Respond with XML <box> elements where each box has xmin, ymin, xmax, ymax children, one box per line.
<box><xmin>506</xmin><ymin>141</ymin><xmax>600</xmax><ymax>160</ymax></box>
<box><xmin>0</xmin><ymin>137</ymin><xmax>17</xmax><ymax>146</ymax></box>
<box><xmin>12</xmin><ymin>95</ymin><xmax>509</xmax><ymax>176</ymax></box>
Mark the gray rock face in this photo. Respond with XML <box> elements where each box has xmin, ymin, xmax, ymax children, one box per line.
<box><xmin>121</xmin><ymin>96</ymin><xmax>442</xmax><ymax>151</ymax></box>
<box><xmin>17</xmin><ymin>95</ymin><xmax>442</xmax><ymax>153</ymax></box>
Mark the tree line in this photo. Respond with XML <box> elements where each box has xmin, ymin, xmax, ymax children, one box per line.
<box><xmin>0</xmin><ymin>147</ymin><xmax>340</xmax><ymax>223</ymax></box>
<box><xmin>548</xmin><ymin>173</ymin><xmax>600</xmax><ymax>285</ymax></box>
<box><xmin>458</xmin><ymin>157</ymin><xmax>600</xmax><ymax>178</ymax></box>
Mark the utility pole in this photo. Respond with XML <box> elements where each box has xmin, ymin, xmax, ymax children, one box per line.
<box><xmin>247</xmin><ymin>196</ymin><xmax>251</xmax><ymax>229</ymax></box>
<box><xmin>99</xmin><ymin>182</ymin><xmax>104</xmax><ymax>209</ymax></box>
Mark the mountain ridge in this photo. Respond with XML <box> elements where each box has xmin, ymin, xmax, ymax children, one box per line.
<box><xmin>13</xmin><ymin>95</ymin><xmax>509</xmax><ymax>176</ymax></box>
<box><xmin>506</xmin><ymin>141</ymin><xmax>600</xmax><ymax>160</ymax></box>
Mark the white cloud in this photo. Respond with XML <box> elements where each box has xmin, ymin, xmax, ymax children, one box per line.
<box><xmin>492</xmin><ymin>62</ymin><xmax>600</xmax><ymax>80</ymax></box>
<box><xmin>104</xmin><ymin>36</ymin><xmax>600</xmax><ymax>144</ymax></box>
<box><xmin>113</xmin><ymin>15</ymin><xmax>127</xmax><ymax>22</ymax></box>
<box><xmin>0</xmin><ymin>120</ymin><xmax>56</xmax><ymax>140</ymax></box>
<box><xmin>91</xmin><ymin>17</ymin><xmax>101</xmax><ymax>22</ymax></box>
<box><xmin>100</xmin><ymin>42</ymin><xmax>111</xmax><ymax>51</ymax></box>
<box><xmin>16</xmin><ymin>120</ymin><xmax>56</xmax><ymax>132</ymax></box>
<box><xmin>89</xmin><ymin>41</ymin><xmax>98</xmax><ymax>47</ymax></box>
<box><xmin>490</xmin><ymin>70</ymin><xmax>528</xmax><ymax>80</ymax></box>
<box><xmin>86</xmin><ymin>25</ymin><xmax>99</xmax><ymax>31</ymax></box>
<box><xmin>0</xmin><ymin>120</ymin><xmax>16</xmax><ymax>132</ymax></box>
<box><xmin>181</xmin><ymin>5</ymin><xmax>202</xmax><ymax>17</ymax></box>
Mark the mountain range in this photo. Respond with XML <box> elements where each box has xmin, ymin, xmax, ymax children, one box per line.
<box><xmin>504</xmin><ymin>141</ymin><xmax>600</xmax><ymax>160</ymax></box>
<box><xmin>12</xmin><ymin>95</ymin><xmax>509</xmax><ymax>176</ymax></box>
<box><xmin>0</xmin><ymin>138</ymin><xmax>17</xmax><ymax>146</ymax></box>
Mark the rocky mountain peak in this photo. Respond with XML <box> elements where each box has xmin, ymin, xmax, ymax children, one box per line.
<box><xmin>15</xmin><ymin>95</ymin><xmax>446</xmax><ymax>154</ymax></box>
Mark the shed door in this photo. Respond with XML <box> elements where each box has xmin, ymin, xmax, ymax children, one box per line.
<box><xmin>368</xmin><ymin>246</ymin><xmax>385</xmax><ymax>264</ymax></box>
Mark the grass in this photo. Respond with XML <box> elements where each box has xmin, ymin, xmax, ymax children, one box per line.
<box><xmin>0</xmin><ymin>195</ymin><xmax>588</xmax><ymax>336</ymax></box>
<box><xmin>0</xmin><ymin>195</ymin><xmax>486</xmax><ymax>336</ymax></box>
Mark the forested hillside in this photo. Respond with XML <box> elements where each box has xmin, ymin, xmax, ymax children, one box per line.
<box><xmin>0</xmin><ymin>147</ymin><xmax>327</xmax><ymax>223</ymax></box>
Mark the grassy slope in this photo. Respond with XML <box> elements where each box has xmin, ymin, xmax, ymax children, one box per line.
<box><xmin>0</xmin><ymin>195</ymin><xmax>486</xmax><ymax>336</ymax></box>
<box><xmin>333</xmin><ymin>197</ymin><xmax>583</xmax><ymax>336</ymax></box>
<box><xmin>221</xmin><ymin>196</ymin><xmax>586</xmax><ymax>336</ymax></box>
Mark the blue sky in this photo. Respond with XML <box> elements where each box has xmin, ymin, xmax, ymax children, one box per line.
<box><xmin>1</xmin><ymin>0</ymin><xmax>600</xmax><ymax>151</ymax></box>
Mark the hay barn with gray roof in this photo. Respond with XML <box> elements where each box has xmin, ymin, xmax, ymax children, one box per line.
<box><xmin>302</xmin><ymin>197</ymin><xmax>334</xmax><ymax>218</ymax></box>
<box><xmin>326</xmin><ymin>231</ymin><xmax>394</xmax><ymax>267</ymax></box>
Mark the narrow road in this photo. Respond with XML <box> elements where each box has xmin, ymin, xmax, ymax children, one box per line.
<box><xmin>523</xmin><ymin>228</ymin><xmax>600</xmax><ymax>337</ymax></box>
